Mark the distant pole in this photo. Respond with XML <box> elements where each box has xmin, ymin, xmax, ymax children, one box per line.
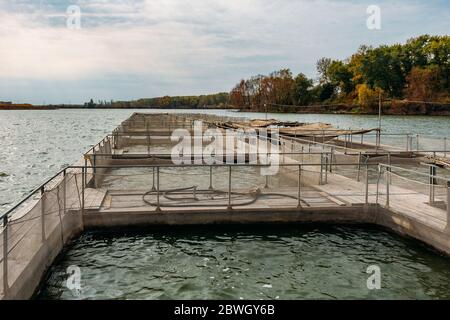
<box><xmin>265</xmin><ymin>103</ymin><xmax>267</xmax><ymax>120</ymax></box>
<box><xmin>378</xmin><ymin>92</ymin><xmax>382</xmax><ymax>130</ymax></box>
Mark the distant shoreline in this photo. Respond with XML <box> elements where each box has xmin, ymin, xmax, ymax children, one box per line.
<box><xmin>1</xmin><ymin>104</ymin><xmax>449</xmax><ymax>116</ymax></box>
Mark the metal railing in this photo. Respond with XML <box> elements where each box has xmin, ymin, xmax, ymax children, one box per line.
<box><xmin>376</xmin><ymin>163</ymin><xmax>450</xmax><ymax>211</ymax></box>
<box><xmin>2</xmin><ymin>159</ymin><xmax>450</xmax><ymax>298</ymax></box>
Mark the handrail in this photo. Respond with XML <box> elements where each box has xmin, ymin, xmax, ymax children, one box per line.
<box><xmin>0</xmin><ymin>167</ymin><xmax>69</xmax><ymax>220</ymax></box>
<box><xmin>87</xmin><ymin>152</ymin><xmax>334</xmax><ymax>157</ymax></box>
<box><xmin>69</xmin><ymin>162</ymin><xmax>377</xmax><ymax>169</ymax></box>
<box><xmin>1</xmin><ymin>161</ymin><xmax>373</xmax><ymax>220</ymax></box>
<box><xmin>379</xmin><ymin>163</ymin><xmax>450</xmax><ymax>182</ymax></box>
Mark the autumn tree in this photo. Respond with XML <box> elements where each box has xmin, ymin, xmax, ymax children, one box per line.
<box><xmin>405</xmin><ymin>66</ymin><xmax>441</xmax><ymax>101</ymax></box>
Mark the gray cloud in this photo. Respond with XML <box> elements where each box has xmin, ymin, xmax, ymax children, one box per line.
<box><xmin>0</xmin><ymin>0</ymin><xmax>449</xmax><ymax>103</ymax></box>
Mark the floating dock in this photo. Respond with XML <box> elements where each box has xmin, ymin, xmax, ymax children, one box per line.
<box><xmin>1</xmin><ymin>112</ymin><xmax>449</xmax><ymax>299</ymax></box>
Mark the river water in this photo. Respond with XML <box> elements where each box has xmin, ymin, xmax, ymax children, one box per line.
<box><xmin>1</xmin><ymin>109</ymin><xmax>449</xmax><ymax>299</ymax></box>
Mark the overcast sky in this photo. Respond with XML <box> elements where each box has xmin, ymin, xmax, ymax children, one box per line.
<box><xmin>0</xmin><ymin>0</ymin><xmax>448</xmax><ymax>104</ymax></box>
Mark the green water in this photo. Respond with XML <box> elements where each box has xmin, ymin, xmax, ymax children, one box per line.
<box><xmin>36</xmin><ymin>225</ymin><xmax>450</xmax><ymax>300</ymax></box>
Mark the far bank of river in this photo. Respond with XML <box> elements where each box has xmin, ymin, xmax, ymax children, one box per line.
<box><xmin>2</xmin><ymin>101</ymin><xmax>450</xmax><ymax>116</ymax></box>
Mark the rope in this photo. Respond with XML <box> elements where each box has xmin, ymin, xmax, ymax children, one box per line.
<box><xmin>142</xmin><ymin>186</ymin><xmax>300</xmax><ymax>208</ymax></box>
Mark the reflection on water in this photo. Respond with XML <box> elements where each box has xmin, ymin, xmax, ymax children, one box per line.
<box><xmin>36</xmin><ymin>225</ymin><xmax>450</xmax><ymax>300</ymax></box>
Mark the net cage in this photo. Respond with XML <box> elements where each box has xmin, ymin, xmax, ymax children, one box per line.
<box><xmin>0</xmin><ymin>172</ymin><xmax>83</xmax><ymax>298</ymax></box>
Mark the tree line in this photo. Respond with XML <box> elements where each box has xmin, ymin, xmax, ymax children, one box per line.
<box><xmin>83</xmin><ymin>93</ymin><xmax>229</xmax><ymax>109</ymax></box>
<box><xmin>229</xmin><ymin>35</ymin><xmax>449</xmax><ymax>111</ymax></box>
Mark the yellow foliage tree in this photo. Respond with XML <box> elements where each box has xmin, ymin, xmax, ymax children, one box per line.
<box><xmin>357</xmin><ymin>84</ymin><xmax>382</xmax><ymax>109</ymax></box>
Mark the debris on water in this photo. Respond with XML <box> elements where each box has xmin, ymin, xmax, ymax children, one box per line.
<box><xmin>262</xmin><ymin>284</ymin><xmax>272</xmax><ymax>288</ymax></box>
<box><xmin>0</xmin><ymin>172</ymin><xmax>8</xmax><ymax>177</ymax></box>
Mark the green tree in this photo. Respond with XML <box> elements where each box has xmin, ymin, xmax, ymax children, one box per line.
<box><xmin>328</xmin><ymin>60</ymin><xmax>354</xmax><ymax>95</ymax></box>
<box><xmin>360</xmin><ymin>45</ymin><xmax>406</xmax><ymax>97</ymax></box>
<box><xmin>291</xmin><ymin>73</ymin><xmax>313</xmax><ymax>105</ymax></box>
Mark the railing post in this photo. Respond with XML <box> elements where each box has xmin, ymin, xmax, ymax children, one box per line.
<box><xmin>209</xmin><ymin>166</ymin><xmax>213</xmax><ymax>190</ymax></box>
<box><xmin>228</xmin><ymin>166</ymin><xmax>232</xmax><ymax>210</ymax></box>
<box><xmin>265</xmin><ymin>153</ymin><xmax>269</xmax><ymax>188</ymax></box>
<box><xmin>93</xmin><ymin>154</ymin><xmax>97</xmax><ymax>188</ymax></box>
<box><xmin>447</xmin><ymin>181</ymin><xmax>450</xmax><ymax>228</ymax></box>
<box><xmin>81</xmin><ymin>167</ymin><xmax>85</xmax><ymax>215</ymax></box>
<box><xmin>365</xmin><ymin>164</ymin><xmax>369</xmax><ymax>205</ymax></box>
<box><xmin>330</xmin><ymin>147</ymin><xmax>334</xmax><ymax>173</ymax></box>
<box><xmin>297</xmin><ymin>165</ymin><xmax>302</xmax><ymax>208</ymax></box>
<box><xmin>156</xmin><ymin>166</ymin><xmax>161</xmax><ymax>212</ymax></box>
<box><xmin>40</xmin><ymin>187</ymin><xmax>46</xmax><ymax>242</ymax></box>
<box><xmin>386</xmin><ymin>167</ymin><xmax>390</xmax><ymax>207</ymax></box>
<box><xmin>375</xmin><ymin>165</ymin><xmax>381</xmax><ymax>205</ymax></box>
<box><xmin>357</xmin><ymin>152</ymin><xmax>362</xmax><ymax>182</ymax></box>
<box><xmin>319</xmin><ymin>153</ymin><xmax>324</xmax><ymax>185</ymax></box>
<box><xmin>387</xmin><ymin>152</ymin><xmax>392</xmax><ymax>184</ymax></box>
<box><xmin>84</xmin><ymin>157</ymin><xmax>87</xmax><ymax>188</ymax></box>
<box><xmin>324</xmin><ymin>154</ymin><xmax>328</xmax><ymax>184</ymax></box>
<box><xmin>152</xmin><ymin>167</ymin><xmax>156</xmax><ymax>191</ymax></box>
<box><xmin>429</xmin><ymin>165</ymin><xmax>436</xmax><ymax>205</ymax></box>
<box><xmin>63</xmin><ymin>170</ymin><xmax>66</xmax><ymax>215</ymax></box>
<box><xmin>146</xmin><ymin>122</ymin><xmax>150</xmax><ymax>155</ymax></box>
<box><xmin>3</xmin><ymin>215</ymin><xmax>8</xmax><ymax>296</ymax></box>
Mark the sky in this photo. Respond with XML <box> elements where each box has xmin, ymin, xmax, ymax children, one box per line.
<box><xmin>0</xmin><ymin>0</ymin><xmax>448</xmax><ymax>104</ymax></box>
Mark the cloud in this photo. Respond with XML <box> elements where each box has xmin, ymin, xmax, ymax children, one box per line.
<box><xmin>0</xmin><ymin>0</ymin><xmax>448</xmax><ymax>103</ymax></box>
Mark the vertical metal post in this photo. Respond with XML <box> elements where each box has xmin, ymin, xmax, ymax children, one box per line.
<box><xmin>81</xmin><ymin>167</ymin><xmax>85</xmax><ymax>215</ymax></box>
<box><xmin>298</xmin><ymin>165</ymin><xmax>302</xmax><ymax>208</ymax></box>
<box><xmin>350</xmin><ymin>130</ymin><xmax>353</xmax><ymax>149</ymax></box>
<box><xmin>447</xmin><ymin>181</ymin><xmax>450</xmax><ymax>228</ymax></box>
<box><xmin>146</xmin><ymin>122</ymin><xmax>150</xmax><ymax>155</ymax></box>
<box><xmin>375</xmin><ymin>165</ymin><xmax>381</xmax><ymax>204</ymax></box>
<box><xmin>40</xmin><ymin>187</ymin><xmax>46</xmax><ymax>242</ymax></box>
<box><xmin>63</xmin><ymin>170</ymin><xmax>66</xmax><ymax>215</ymax></box>
<box><xmin>386</xmin><ymin>168</ymin><xmax>390</xmax><ymax>207</ymax></box>
<box><xmin>324</xmin><ymin>154</ymin><xmax>328</xmax><ymax>184</ymax></box>
<box><xmin>228</xmin><ymin>166</ymin><xmax>232</xmax><ymax>210</ymax></box>
<box><xmin>357</xmin><ymin>152</ymin><xmax>362</xmax><ymax>182</ymax></box>
<box><xmin>84</xmin><ymin>157</ymin><xmax>87</xmax><ymax>188</ymax></box>
<box><xmin>365</xmin><ymin>165</ymin><xmax>369</xmax><ymax>204</ymax></box>
<box><xmin>3</xmin><ymin>215</ymin><xmax>8</xmax><ymax>296</ymax></box>
<box><xmin>416</xmin><ymin>134</ymin><xmax>419</xmax><ymax>152</ymax></box>
<box><xmin>378</xmin><ymin>91</ymin><xmax>382</xmax><ymax>130</ymax></box>
<box><xmin>376</xmin><ymin>129</ymin><xmax>380</xmax><ymax>152</ymax></box>
<box><xmin>265</xmin><ymin>153</ymin><xmax>269</xmax><ymax>188</ymax></box>
<box><xmin>429</xmin><ymin>165</ymin><xmax>436</xmax><ymax>205</ymax></box>
<box><xmin>406</xmin><ymin>134</ymin><xmax>410</xmax><ymax>151</ymax></box>
<box><xmin>152</xmin><ymin>167</ymin><xmax>156</xmax><ymax>191</ymax></box>
<box><xmin>320</xmin><ymin>153</ymin><xmax>324</xmax><ymax>185</ymax></box>
<box><xmin>93</xmin><ymin>154</ymin><xmax>97</xmax><ymax>188</ymax></box>
<box><xmin>156</xmin><ymin>166</ymin><xmax>161</xmax><ymax>211</ymax></box>
<box><xmin>387</xmin><ymin>152</ymin><xmax>392</xmax><ymax>184</ymax></box>
<box><xmin>330</xmin><ymin>147</ymin><xmax>336</xmax><ymax>173</ymax></box>
<box><xmin>209</xmin><ymin>166</ymin><xmax>213</xmax><ymax>190</ymax></box>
